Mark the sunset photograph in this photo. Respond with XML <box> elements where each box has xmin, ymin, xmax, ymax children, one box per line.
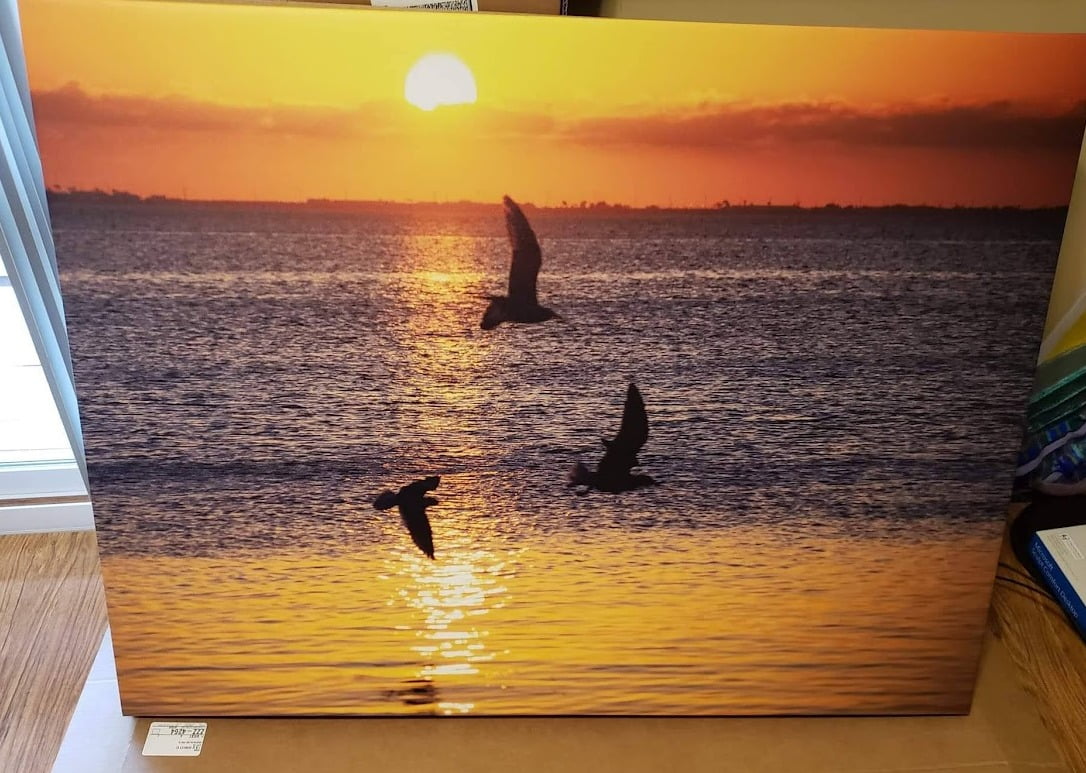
<box><xmin>19</xmin><ymin>0</ymin><xmax>1086</xmax><ymax>715</ymax></box>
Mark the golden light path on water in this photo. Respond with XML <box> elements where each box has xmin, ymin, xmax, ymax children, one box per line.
<box><xmin>395</xmin><ymin>547</ymin><xmax>509</xmax><ymax>714</ymax></box>
<box><xmin>100</xmin><ymin>518</ymin><xmax>1002</xmax><ymax>716</ymax></box>
<box><xmin>355</xmin><ymin>245</ymin><xmax>506</xmax><ymax>715</ymax></box>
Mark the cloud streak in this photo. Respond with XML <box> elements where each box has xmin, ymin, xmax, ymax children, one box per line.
<box><xmin>32</xmin><ymin>84</ymin><xmax>365</xmax><ymax>138</ymax></box>
<box><xmin>570</xmin><ymin>100</ymin><xmax>1086</xmax><ymax>151</ymax></box>
<box><xmin>32</xmin><ymin>84</ymin><xmax>1086</xmax><ymax>153</ymax></box>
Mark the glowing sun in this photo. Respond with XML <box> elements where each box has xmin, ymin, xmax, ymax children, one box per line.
<box><xmin>404</xmin><ymin>53</ymin><xmax>477</xmax><ymax>111</ymax></box>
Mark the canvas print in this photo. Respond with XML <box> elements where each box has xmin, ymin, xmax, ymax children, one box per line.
<box><xmin>20</xmin><ymin>0</ymin><xmax>1086</xmax><ymax>715</ymax></box>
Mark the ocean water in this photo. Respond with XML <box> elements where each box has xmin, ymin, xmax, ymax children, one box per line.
<box><xmin>55</xmin><ymin>201</ymin><xmax>1061</xmax><ymax>715</ymax></box>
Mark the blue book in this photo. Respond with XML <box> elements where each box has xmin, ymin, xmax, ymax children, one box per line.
<box><xmin>1030</xmin><ymin>526</ymin><xmax>1086</xmax><ymax>640</ymax></box>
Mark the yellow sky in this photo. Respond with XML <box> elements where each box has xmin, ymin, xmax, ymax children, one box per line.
<box><xmin>19</xmin><ymin>0</ymin><xmax>1086</xmax><ymax>206</ymax></box>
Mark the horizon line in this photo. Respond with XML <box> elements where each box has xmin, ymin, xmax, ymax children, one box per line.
<box><xmin>43</xmin><ymin>188</ymin><xmax>1071</xmax><ymax>213</ymax></box>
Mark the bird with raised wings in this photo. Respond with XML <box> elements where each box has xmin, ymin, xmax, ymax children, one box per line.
<box><xmin>373</xmin><ymin>475</ymin><xmax>441</xmax><ymax>559</ymax></box>
<box><xmin>480</xmin><ymin>196</ymin><xmax>559</xmax><ymax>330</ymax></box>
<box><xmin>569</xmin><ymin>384</ymin><xmax>657</xmax><ymax>493</ymax></box>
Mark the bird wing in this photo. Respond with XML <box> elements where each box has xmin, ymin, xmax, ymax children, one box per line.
<box><xmin>398</xmin><ymin>501</ymin><xmax>435</xmax><ymax>559</ymax></box>
<box><xmin>503</xmin><ymin>195</ymin><xmax>542</xmax><ymax>306</ymax></box>
<box><xmin>614</xmin><ymin>383</ymin><xmax>649</xmax><ymax>454</ymax></box>
<box><xmin>395</xmin><ymin>476</ymin><xmax>440</xmax><ymax>559</ymax></box>
<box><xmin>598</xmin><ymin>383</ymin><xmax>649</xmax><ymax>477</ymax></box>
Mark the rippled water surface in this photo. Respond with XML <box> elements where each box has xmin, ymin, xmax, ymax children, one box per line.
<box><xmin>57</xmin><ymin>202</ymin><xmax>1061</xmax><ymax>715</ymax></box>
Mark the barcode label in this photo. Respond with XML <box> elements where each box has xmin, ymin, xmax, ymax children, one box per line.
<box><xmin>1061</xmin><ymin>533</ymin><xmax>1085</xmax><ymax>561</ymax></box>
<box><xmin>142</xmin><ymin>722</ymin><xmax>207</xmax><ymax>756</ymax></box>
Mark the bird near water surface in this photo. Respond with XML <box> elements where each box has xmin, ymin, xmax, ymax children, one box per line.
<box><xmin>569</xmin><ymin>383</ymin><xmax>658</xmax><ymax>494</ymax></box>
<box><xmin>373</xmin><ymin>475</ymin><xmax>441</xmax><ymax>559</ymax></box>
<box><xmin>480</xmin><ymin>195</ymin><xmax>560</xmax><ymax>329</ymax></box>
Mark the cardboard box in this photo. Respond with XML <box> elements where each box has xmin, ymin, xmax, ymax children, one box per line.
<box><xmin>54</xmin><ymin>632</ymin><xmax>1068</xmax><ymax>772</ymax></box>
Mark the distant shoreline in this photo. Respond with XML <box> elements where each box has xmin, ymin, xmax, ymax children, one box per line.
<box><xmin>44</xmin><ymin>190</ymin><xmax>1069</xmax><ymax>216</ymax></box>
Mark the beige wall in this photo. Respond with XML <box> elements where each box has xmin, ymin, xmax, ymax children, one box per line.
<box><xmin>603</xmin><ymin>0</ymin><xmax>1086</xmax><ymax>358</ymax></box>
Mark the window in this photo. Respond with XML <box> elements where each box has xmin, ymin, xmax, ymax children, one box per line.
<box><xmin>0</xmin><ymin>260</ymin><xmax>87</xmax><ymax>522</ymax></box>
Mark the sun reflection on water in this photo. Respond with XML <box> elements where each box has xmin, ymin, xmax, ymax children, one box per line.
<box><xmin>392</xmin><ymin>547</ymin><xmax>512</xmax><ymax>714</ymax></box>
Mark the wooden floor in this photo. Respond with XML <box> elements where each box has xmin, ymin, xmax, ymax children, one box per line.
<box><xmin>1</xmin><ymin>529</ymin><xmax>1085</xmax><ymax>772</ymax></box>
<box><xmin>991</xmin><ymin>537</ymin><xmax>1086</xmax><ymax>770</ymax></box>
<box><xmin>0</xmin><ymin>531</ymin><xmax>106</xmax><ymax>773</ymax></box>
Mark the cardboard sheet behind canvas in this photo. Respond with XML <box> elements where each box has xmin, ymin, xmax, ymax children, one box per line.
<box><xmin>21</xmin><ymin>0</ymin><xmax>1086</xmax><ymax>715</ymax></box>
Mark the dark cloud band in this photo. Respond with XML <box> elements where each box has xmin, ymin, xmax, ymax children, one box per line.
<box><xmin>32</xmin><ymin>84</ymin><xmax>1086</xmax><ymax>152</ymax></box>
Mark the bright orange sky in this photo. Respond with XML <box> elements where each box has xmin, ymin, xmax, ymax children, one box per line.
<box><xmin>19</xmin><ymin>0</ymin><xmax>1086</xmax><ymax>207</ymax></box>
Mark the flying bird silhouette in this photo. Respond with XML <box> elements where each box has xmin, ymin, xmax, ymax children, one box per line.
<box><xmin>480</xmin><ymin>196</ymin><xmax>559</xmax><ymax>330</ymax></box>
<box><xmin>569</xmin><ymin>383</ymin><xmax>657</xmax><ymax>493</ymax></box>
<box><xmin>373</xmin><ymin>475</ymin><xmax>441</xmax><ymax>559</ymax></box>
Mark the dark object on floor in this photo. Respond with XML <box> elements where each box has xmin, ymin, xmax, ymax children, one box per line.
<box><xmin>1011</xmin><ymin>494</ymin><xmax>1086</xmax><ymax>578</ymax></box>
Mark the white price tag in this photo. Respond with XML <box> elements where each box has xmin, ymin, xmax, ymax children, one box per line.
<box><xmin>371</xmin><ymin>0</ymin><xmax>479</xmax><ymax>9</ymax></box>
<box><xmin>142</xmin><ymin>722</ymin><xmax>207</xmax><ymax>756</ymax></box>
